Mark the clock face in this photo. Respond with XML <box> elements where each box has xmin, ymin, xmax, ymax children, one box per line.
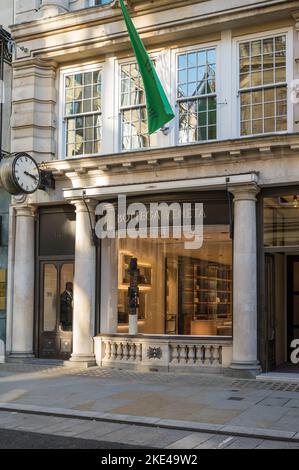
<box><xmin>12</xmin><ymin>154</ymin><xmax>40</xmax><ymax>194</ymax></box>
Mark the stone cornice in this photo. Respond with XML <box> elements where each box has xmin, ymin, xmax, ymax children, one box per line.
<box><xmin>11</xmin><ymin>0</ymin><xmax>297</xmax><ymax>46</ymax></box>
<box><xmin>41</xmin><ymin>133</ymin><xmax>299</xmax><ymax>179</ymax></box>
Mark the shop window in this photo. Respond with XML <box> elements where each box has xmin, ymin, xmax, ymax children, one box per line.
<box><xmin>177</xmin><ymin>48</ymin><xmax>217</xmax><ymax>144</ymax></box>
<box><xmin>114</xmin><ymin>198</ymin><xmax>232</xmax><ymax>337</ymax></box>
<box><xmin>264</xmin><ymin>195</ymin><xmax>299</xmax><ymax>247</ymax></box>
<box><xmin>239</xmin><ymin>35</ymin><xmax>287</xmax><ymax>136</ymax></box>
<box><xmin>64</xmin><ymin>69</ymin><xmax>102</xmax><ymax>157</ymax></box>
<box><xmin>120</xmin><ymin>62</ymin><xmax>157</xmax><ymax>151</ymax></box>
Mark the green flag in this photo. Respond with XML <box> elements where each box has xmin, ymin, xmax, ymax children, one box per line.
<box><xmin>119</xmin><ymin>0</ymin><xmax>175</xmax><ymax>134</ymax></box>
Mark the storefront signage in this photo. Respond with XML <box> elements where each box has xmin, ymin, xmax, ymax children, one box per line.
<box><xmin>95</xmin><ymin>195</ymin><xmax>205</xmax><ymax>249</ymax></box>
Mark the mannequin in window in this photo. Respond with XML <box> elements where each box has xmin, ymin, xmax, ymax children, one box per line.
<box><xmin>60</xmin><ymin>282</ymin><xmax>73</xmax><ymax>331</ymax></box>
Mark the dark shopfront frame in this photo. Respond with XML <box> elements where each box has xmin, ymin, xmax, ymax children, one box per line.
<box><xmin>96</xmin><ymin>190</ymin><xmax>233</xmax><ymax>338</ymax></box>
<box><xmin>34</xmin><ymin>205</ymin><xmax>77</xmax><ymax>358</ymax></box>
<box><xmin>257</xmin><ymin>185</ymin><xmax>299</xmax><ymax>372</ymax></box>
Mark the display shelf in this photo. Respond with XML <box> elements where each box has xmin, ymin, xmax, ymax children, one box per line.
<box><xmin>179</xmin><ymin>257</ymin><xmax>232</xmax><ymax>331</ymax></box>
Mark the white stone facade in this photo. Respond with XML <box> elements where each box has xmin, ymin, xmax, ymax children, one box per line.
<box><xmin>5</xmin><ymin>0</ymin><xmax>299</xmax><ymax>374</ymax></box>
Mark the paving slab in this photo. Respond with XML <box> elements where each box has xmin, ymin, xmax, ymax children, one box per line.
<box><xmin>166</xmin><ymin>432</ymin><xmax>214</xmax><ymax>449</ymax></box>
<box><xmin>221</xmin><ymin>424</ymin><xmax>295</xmax><ymax>440</ymax></box>
<box><xmin>256</xmin><ymin>440</ymin><xmax>299</xmax><ymax>449</ymax></box>
<box><xmin>194</xmin><ymin>434</ymin><xmax>233</xmax><ymax>449</ymax></box>
<box><xmin>224</xmin><ymin>437</ymin><xmax>262</xmax><ymax>449</ymax></box>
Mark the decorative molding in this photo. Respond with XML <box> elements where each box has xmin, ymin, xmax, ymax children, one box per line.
<box><xmin>147</xmin><ymin>346</ymin><xmax>162</xmax><ymax>360</ymax></box>
<box><xmin>43</xmin><ymin>134</ymin><xmax>299</xmax><ymax>178</ymax></box>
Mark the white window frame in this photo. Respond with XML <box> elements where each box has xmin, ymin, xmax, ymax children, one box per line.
<box><xmin>233</xmin><ymin>27</ymin><xmax>293</xmax><ymax>138</ymax></box>
<box><xmin>116</xmin><ymin>55</ymin><xmax>160</xmax><ymax>153</ymax></box>
<box><xmin>171</xmin><ymin>41</ymin><xmax>220</xmax><ymax>147</ymax></box>
<box><xmin>59</xmin><ymin>62</ymin><xmax>103</xmax><ymax>160</ymax></box>
<box><xmin>89</xmin><ymin>0</ymin><xmax>113</xmax><ymax>7</ymax></box>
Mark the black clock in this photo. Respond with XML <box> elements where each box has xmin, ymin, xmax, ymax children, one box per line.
<box><xmin>0</xmin><ymin>152</ymin><xmax>41</xmax><ymax>195</ymax></box>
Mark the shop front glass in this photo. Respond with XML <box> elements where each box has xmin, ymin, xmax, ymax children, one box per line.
<box><xmin>114</xmin><ymin>195</ymin><xmax>233</xmax><ymax>337</ymax></box>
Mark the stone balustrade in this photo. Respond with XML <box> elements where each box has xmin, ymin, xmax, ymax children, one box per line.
<box><xmin>94</xmin><ymin>335</ymin><xmax>232</xmax><ymax>372</ymax></box>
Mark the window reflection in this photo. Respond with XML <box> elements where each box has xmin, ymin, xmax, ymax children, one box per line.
<box><xmin>117</xmin><ymin>231</ymin><xmax>232</xmax><ymax>336</ymax></box>
<box><xmin>264</xmin><ymin>196</ymin><xmax>299</xmax><ymax>247</ymax></box>
<box><xmin>60</xmin><ymin>264</ymin><xmax>74</xmax><ymax>332</ymax></box>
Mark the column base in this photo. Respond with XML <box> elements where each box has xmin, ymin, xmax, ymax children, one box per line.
<box><xmin>67</xmin><ymin>354</ymin><xmax>96</xmax><ymax>368</ymax></box>
<box><xmin>7</xmin><ymin>352</ymin><xmax>35</xmax><ymax>363</ymax></box>
<box><xmin>226</xmin><ymin>361</ymin><xmax>262</xmax><ymax>379</ymax></box>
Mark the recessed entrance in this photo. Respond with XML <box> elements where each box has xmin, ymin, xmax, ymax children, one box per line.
<box><xmin>264</xmin><ymin>253</ymin><xmax>299</xmax><ymax>371</ymax></box>
<box><xmin>287</xmin><ymin>256</ymin><xmax>299</xmax><ymax>363</ymax></box>
<box><xmin>39</xmin><ymin>261</ymin><xmax>74</xmax><ymax>359</ymax></box>
<box><xmin>36</xmin><ymin>205</ymin><xmax>76</xmax><ymax>360</ymax></box>
<box><xmin>263</xmin><ymin>193</ymin><xmax>299</xmax><ymax>372</ymax></box>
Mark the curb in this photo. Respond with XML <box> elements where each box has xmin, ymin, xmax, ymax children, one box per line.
<box><xmin>0</xmin><ymin>402</ymin><xmax>298</xmax><ymax>443</ymax></box>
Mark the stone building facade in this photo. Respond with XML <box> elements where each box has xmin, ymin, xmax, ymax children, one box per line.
<box><xmin>0</xmin><ymin>0</ymin><xmax>13</xmax><ymax>362</ymax></box>
<box><xmin>5</xmin><ymin>0</ymin><xmax>299</xmax><ymax>376</ymax></box>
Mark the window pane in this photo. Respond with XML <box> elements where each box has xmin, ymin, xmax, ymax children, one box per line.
<box><xmin>263</xmin><ymin>53</ymin><xmax>274</xmax><ymax>69</ymax></box>
<box><xmin>43</xmin><ymin>264</ymin><xmax>57</xmax><ymax>332</ymax></box>
<box><xmin>64</xmin><ymin>69</ymin><xmax>102</xmax><ymax>157</ymax></box>
<box><xmin>276</xmin><ymin>116</ymin><xmax>287</xmax><ymax>131</ymax></box>
<box><xmin>241</xmin><ymin>106</ymin><xmax>251</xmax><ymax>121</ymax></box>
<box><xmin>264</xmin><ymin>102</ymin><xmax>275</xmax><ymax>118</ymax></box>
<box><xmin>263</xmin><ymin>69</ymin><xmax>274</xmax><ymax>84</ymax></box>
<box><xmin>177</xmin><ymin>48</ymin><xmax>216</xmax><ymax>99</ymax></box>
<box><xmin>240</xmin><ymin>73</ymin><xmax>250</xmax><ymax>88</ymax></box>
<box><xmin>83</xmin><ymin>86</ymin><xmax>92</xmax><ymax>99</ymax></box>
<box><xmin>241</xmin><ymin>121</ymin><xmax>251</xmax><ymax>135</ymax></box>
<box><xmin>121</xmin><ymin>106</ymin><xmax>154</xmax><ymax>151</ymax></box>
<box><xmin>178</xmin><ymin>54</ymin><xmax>187</xmax><ymax>69</ymax></box>
<box><xmin>240</xmin><ymin>43</ymin><xmax>250</xmax><ymax>58</ymax></box>
<box><xmin>83</xmin><ymin>100</ymin><xmax>92</xmax><ymax>113</ymax></box>
<box><xmin>264</xmin><ymin>196</ymin><xmax>299</xmax><ymax>247</ymax></box>
<box><xmin>240</xmin><ymin>58</ymin><xmax>250</xmax><ymax>74</ymax></box>
<box><xmin>252</xmin><ymin>71</ymin><xmax>262</xmax><ymax>86</ymax></box>
<box><xmin>239</xmin><ymin>35</ymin><xmax>287</xmax><ymax>136</ymax></box>
<box><xmin>84</xmin><ymin>72</ymin><xmax>92</xmax><ymax>86</ymax></box>
<box><xmin>59</xmin><ymin>264</ymin><xmax>74</xmax><ymax>332</ymax></box>
<box><xmin>264</xmin><ymin>118</ymin><xmax>275</xmax><ymax>133</ymax></box>
<box><xmin>263</xmin><ymin>38</ymin><xmax>274</xmax><ymax>54</ymax></box>
<box><xmin>116</xmin><ymin>214</ymin><xmax>232</xmax><ymax>336</ymax></box>
<box><xmin>251</xmin><ymin>41</ymin><xmax>261</xmax><ymax>56</ymax></box>
<box><xmin>275</xmin><ymin>67</ymin><xmax>286</xmax><ymax>83</ymax></box>
<box><xmin>188</xmin><ymin>52</ymin><xmax>197</xmax><ymax>67</ymax></box>
<box><xmin>252</xmin><ymin>119</ymin><xmax>263</xmax><ymax>134</ymax></box>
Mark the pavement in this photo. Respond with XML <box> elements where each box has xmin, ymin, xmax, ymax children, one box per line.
<box><xmin>0</xmin><ymin>363</ymin><xmax>299</xmax><ymax>448</ymax></box>
<box><xmin>0</xmin><ymin>427</ymin><xmax>143</xmax><ymax>449</ymax></box>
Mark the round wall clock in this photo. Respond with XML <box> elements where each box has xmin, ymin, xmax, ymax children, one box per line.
<box><xmin>0</xmin><ymin>152</ymin><xmax>41</xmax><ymax>195</ymax></box>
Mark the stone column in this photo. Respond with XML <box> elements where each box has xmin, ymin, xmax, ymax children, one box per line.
<box><xmin>229</xmin><ymin>183</ymin><xmax>261</xmax><ymax>376</ymax></box>
<box><xmin>69</xmin><ymin>200</ymin><xmax>97</xmax><ymax>366</ymax></box>
<box><xmin>10</xmin><ymin>206</ymin><xmax>36</xmax><ymax>359</ymax></box>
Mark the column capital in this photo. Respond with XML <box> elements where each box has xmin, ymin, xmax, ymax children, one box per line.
<box><xmin>228</xmin><ymin>182</ymin><xmax>260</xmax><ymax>202</ymax></box>
<box><xmin>14</xmin><ymin>205</ymin><xmax>36</xmax><ymax>218</ymax></box>
<box><xmin>71</xmin><ymin>199</ymin><xmax>98</xmax><ymax>214</ymax></box>
<box><xmin>291</xmin><ymin>11</ymin><xmax>299</xmax><ymax>30</ymax></box>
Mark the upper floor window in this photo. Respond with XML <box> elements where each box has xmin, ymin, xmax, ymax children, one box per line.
<box><xmin>177</xmin><ymin>48</ymin><xmax>217</xmax><ymax>144</ymax></box>
<box><xmin>120</xmin><ymin>62</ymin><xmax>157</xmax><ymax>151</ymax></box>
<box><xmin>64</xmin><ymin>70</ymin><xmax>102</xmax><ymax>158</ymax></box>
<box><xmin>94</xmin><ymin>0</ymin><xmax>113</xmax><ymax>5</ymax></box>
<box><xmin>239</xmin><ymin>35</ymin><xmax>287</xmax><ymax>136</ymax></box>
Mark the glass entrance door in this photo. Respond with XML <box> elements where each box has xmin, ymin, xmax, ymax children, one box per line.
<box><xmin>287</xmin><ymin>256</ymin><xmax>299</xmax><ymax>362</ymax></box>
<box><xmin>39</xmin><ymin>261</ymin><xmax>74</xmax><ymax>359</ymax></box>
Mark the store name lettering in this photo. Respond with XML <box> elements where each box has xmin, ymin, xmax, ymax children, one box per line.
<box><xmin>95</xmin><ymin>195</ymin><xmax>204</xmax><ymax>249</ymax></box>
